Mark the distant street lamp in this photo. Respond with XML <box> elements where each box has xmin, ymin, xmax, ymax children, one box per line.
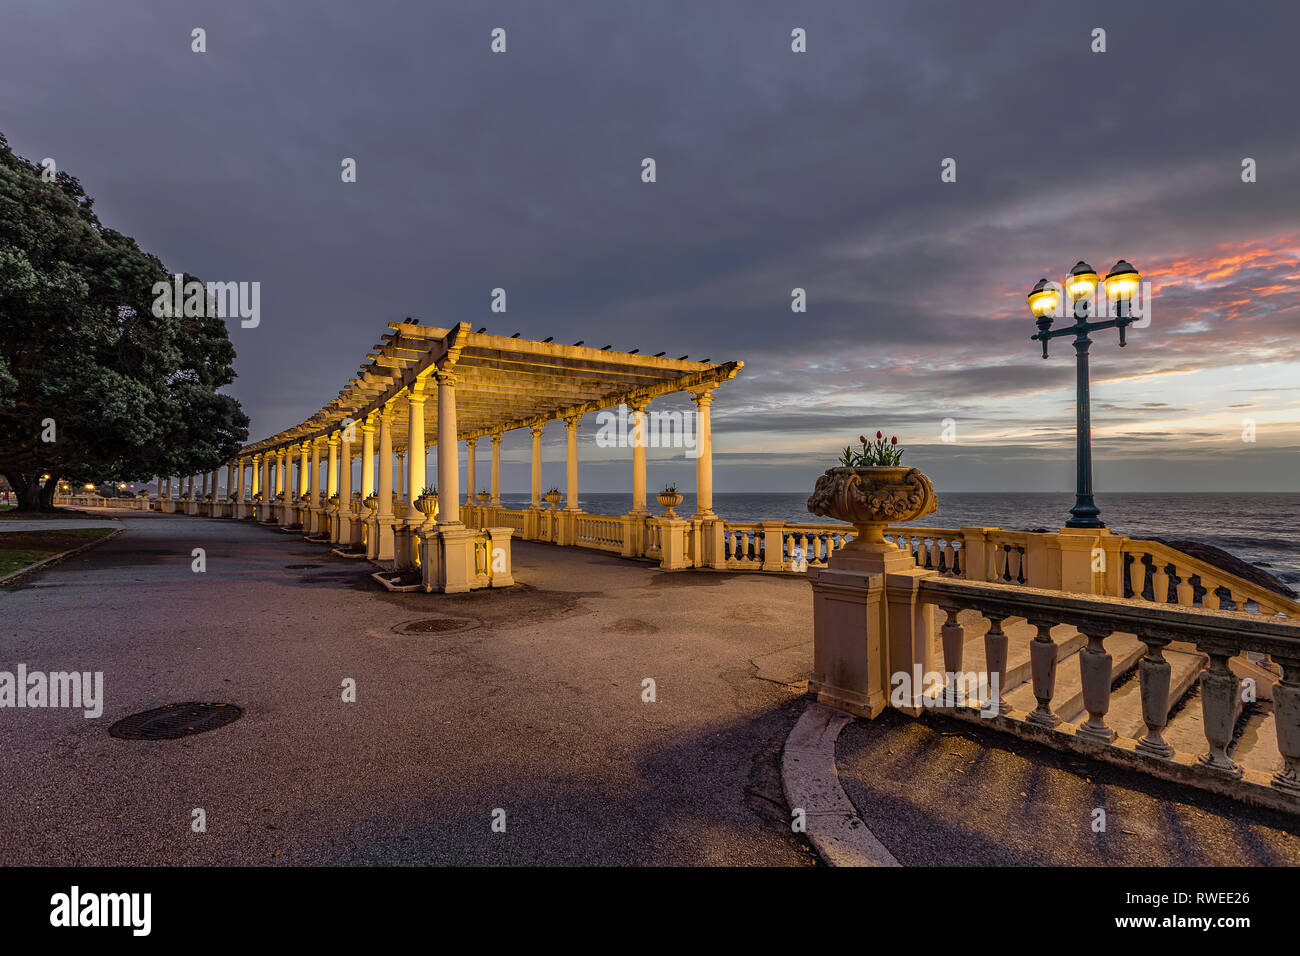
<box><xmin>1028</xmin><ymin>259</ymin><xmax>1141</xmax><ymax>529</ymax></box>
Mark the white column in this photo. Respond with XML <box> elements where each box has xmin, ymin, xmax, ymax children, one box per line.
<box><xmin>327</xmin><ymin>433</ymin><xmax>340</xmax><ymax>499</ymax></box>
<box><xmin>275</xmin><ymin>450</ymin><xmax>286</xmax><ymax>495</ymax></box>
<box><xmin>225</xmin><ymin>462</ymin><xmax>235</xmax><ymax>499</ymax></box>
<box><xmin>436</xmin><ymin>370</ymin><xmax>461</xmax><ymax>525</ymax></box>
<box><xmin>308</xmin><ymin>440</ymin><xmax>321</xmax><ymax>507</ymax></box>
<box><xmin>406</xmin><ymin>386</ymin><xmax>427</xmax><ymax>515</ymax></box>
<box><xmin>465</xmin><ymin>438</ymin><xmax>477</xmax><ymax>506</ymax></box>
<box><xmin>490</xmin><ymin>434</ymin><xmax>502</xmax><ymax>506</ymax></box>
<box><xmin>377</xmin><ymin>408</ymin><xmax>394</xmax><ymax>517</ymax></box>
<box><xmin>395</xmin><ymin>450</ymin><xmax>405</xmax><ymax>504</ymax></box>
<box><xmin>339</xmin><ymin>427</ymin><xmax>353</xmax><ymax>505</ymax></box>
<box><xmin>630</xmin><ymin>401</ymin><xmax>648</xmax><ymax>514</ymax></box>
<box><xmin>690</xmin><ymin>389</ymin><xmax>715</xmax><ymax>517</ymax></box>
<box><xmin>530</xmin><ymin>425</ymin><xmax>543</xmax><ymax>508</ymax></box>
<box><xmin>361</xmin><ymin>416</ymin><xmax>376</xmax><ymax>498</ymax></box>
<box><xmin>564</xmin><ymin>415</ymin><xmax>580</xmax><ymax>511</ymax></box>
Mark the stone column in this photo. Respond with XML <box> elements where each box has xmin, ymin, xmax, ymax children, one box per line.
<box><xmin>361</xmin><ymin>416</ymin><xmax>376</xmax><ymax>498</ymax></box>
<box><xmin>465</xmin><ymin>438</ymin><xmax>477</xmax><ymax>507</ymax></box>
<box><xmin>436</xmin><ymin>370</ymin><xmax>460</xmax><ymax>526</ymax></box>
<box><xmin>377</xmin><ymin>409</ymin><xmax>394</xmax><ymax>518</ymax></box>
<box><xmin>298</xmin><ymin>443</ymin><xmax>309</xmax><ymax>498</ymax></box>
<box><xmin>338</xmin><ymin>426</ymin><xmax>354</xmax><ymax>542</ymax></box>
<box><xmin>406</xmin><ymin>387</ymin><xmax>427</xmax><ymax>512</ymax></box>
<box><xmin>326</xmin><ymin>433</ymin><xmax>340</xmax><ymax>500</ymax></box>
<box><xmin>395</xmin><ymin>450</ymin><xmax>405</xmax><ymax>507</ymax></box>
<box><xmin>490</xmin><ymin>434</ymin><xmax>502</xmax><ymax>506</ymax></box>
<box><xmin>690</xmin><ymin>388</ymin><xmax>715</xmax><ymax>517</ymax></box>
<box><xmin>275</xmin><ymin>451</ymin><xmax>285</xmax><ymax>496</ymax></box>
<box><xmin>630</xmin><ymin>400</ymin><xmax>649</xmax><ymax>514</ymax></box>
<box><xmin>250</xmin><ymin>456</ymin><xmax>260</xmax><ymax>498</ymax></box>
<box><xmin>201</xmin><ymin>470</ymin><xmax>209</xmax><ymax>501</ymax></box>
<box><xmin>308</xmin><ymin>440</ymin><xmax>321</xmax><ymax>508</ymax></box>
<box><xmin>225</xmin><ymin>462</ymin><xmax>235</xmax><ymax>500</ymax></box>
<box><xmin>529</xmin><ymin>425</ymin><xmax>543</xmax><ymax>509</ymax></box>
<box><xmin>564</xmin><ymin>414</ymin><xmax>581</xmax><ymax>511</ymax></box>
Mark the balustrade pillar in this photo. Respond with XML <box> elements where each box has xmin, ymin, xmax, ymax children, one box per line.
<box><xmin>1271</xmin><ymin>656</ymin><xmax>1300</xmax><ymax>795</ymax></box>
<box><xmin>1135</xmin><ymin>635</ymin><xmax>1176</xmax><ymax>759</ymax></box>
<box><xmin>1076</xmin><ymin>629</ymin><xmax>1117</xmax><ymax>743</ymax></box>
<box><xmin>1198</xmin><ymin>652</ymin><xmax>1242</xmax><ymax>775</ymax></box>
<box><xmin>361</xmin><ymin>416</ymin><xmax>376</xmax><ymax>499</ymax></box>
<box><xmin>939</xmin><ymin>606</ymin><xmax>965</xmax><ymax>706</ymax></box>
<box><xmin>1026</xmin><ymin>620</ymin><xmax>1061</xmax><ymax>728</ymax></box>
<box><xmin>984</xmin><ymin>615</ymin><xmax>1012</xmax><ymax>716</ymax></box>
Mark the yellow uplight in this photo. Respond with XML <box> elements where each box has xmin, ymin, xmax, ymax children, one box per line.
<box><xmin>1027</xmin><ymin>281</ymin><xmax>1061</xmax><ymax>317</ymax></box>
<box><xmin>1066</xmin><ymin>261</ymin><xmax>1099</xmax><ymax>301</ymax></box>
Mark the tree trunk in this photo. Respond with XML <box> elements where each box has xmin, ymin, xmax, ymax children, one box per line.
<box><xmin>39</xmin><ymin>476</ymin><xmax>58</xmax><ymax>511</ymax></box>
<box><xmin>1</xmin><ymin>471</ymin><xmax>42</xmax><ymax>511</ymax></box>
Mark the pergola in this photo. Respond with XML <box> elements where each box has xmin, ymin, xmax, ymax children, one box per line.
<box><xmin>203</xmin><ymin>321</ymin><xmax>742</xmax><ymax>587</ymax></box>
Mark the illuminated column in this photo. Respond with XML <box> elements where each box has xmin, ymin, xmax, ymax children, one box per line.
<box><xmin>261</xmin><ymin>453</ymin><xmax>272</xmax><ymax>503</ymax></box>
<box><xmin>327</xmin><ymin>432</ymin><xmax>340</xmax><ymax>499</ymax></box>
<box><xmin>630</xmin><ymin>400</ymin><xmax>649</xmax><ymax>514</ymax></box>
<box><xmin>275</xmin><ymin>450</ymin><xmax>286</xmax><ymax>495</ymax></box>
<box><xmin>234</xmin><ymin>460</ymin><xmax>244</xmax><ymax>501</ymax></box>
<box><xmin>564</xmin><ymin>414</ymin><xmax>581</xmax><ymax>511</ymax></box>
<box><xmin>406</xmin><ymin>385</ymin><xmax>427</xmax><ymax>513</ymax></box>
<box><xmin>490</xmin><ymin>434</ymin><xmax>502</xmax><ymax>506</ymax></box>
<box><xmin>250</xmin><ymin>457</ymin><xmax>261</xmax><ymax>497</ymax></box>
<box><xmin>377</xmin><ymin>407</ymin><xmax>394</xmax><ymax>518</ymax></box>
<box><xmin>298</xmin><ymin>443</ymin><xmax>309</xmax><ymax>497</ymax></box>
<box><xmin>339</xmin><ymin>425</ymin><xmax>354</xmax><ymax>534</ymax></box>
<box><xmin>308</xmin><ymin>440</ymin><xmax>321</xmax><ymax>507</ymax></box>
<box><xmin>529</xmin><ymin>425</ymin><xmax>543</xmax><ymax>509</ymax></box>
<box><xmin>361</xmin><ymin>415</ymin><xmax>376</xmax><ymax>498</ymax></box>
<box><xmin>690</xmin><ymin>388</ymin><xmax>715</xmax><ymax>517</ymax></box>
<box><xmin>436</xmin><ymin>370</ymin><xmax>461</xmax><ymax>525</ymax></box>
<box><xmin>465</xmin><ymin>439</ymin><xmax>477</xmax><ymax>506</ymax></box>
<box><xmin>395</xmin><ymin>450</ymin><xmax>405</xmax><ymax>505</ymax></box>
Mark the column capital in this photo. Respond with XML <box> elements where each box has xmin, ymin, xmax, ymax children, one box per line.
<box><xmin>688</xmin><ymin>387</ymin><xmax>716</xmax><ymax>406</ymax></box>
<box><xmin>466</xmin><ymin>437</ymin><xmax>478</xmax><ymax>448</ymax></box>
<box><xmin>491</xmin><ymin>433</ymin><xmax>503</xmax><ymax>445</ymax></box>
<box><xmin>327</xmin><ymin>431</ymin><xmax>341</xmax><ymax>446</ymax></box>
<box><xmin>563</xmin><ymin>414</ymin><xmax>582</xmax><ymax>429</ymax></box>
<box><xmin>530</xmin><ymin>424</ymin><xmax>545</xmax><ymax>438</ymax></box>
<box><xmin>627</xmin><ymin>397</ymin><xmax>651</xmax><ymax>414</ymax></box>
<box><xmin>407</xmin><ymin>386</ymin><xmax>429</xmax><ymax>405</ymax></box>
<box><xmin>433</xmin><ymin>368</ymin><xmax>458</xmax><ymax>387</ymax></box>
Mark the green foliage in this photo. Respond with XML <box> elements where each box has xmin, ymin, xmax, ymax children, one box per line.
<box><xmin>0</xmin><ymin>132</ymin><xmax>248</xmax><ymax>508</ymax></box>
<box><xmin>838</xmin><ymin>431</ymin><xmax>905</xmax><ymax>467</ymax></box>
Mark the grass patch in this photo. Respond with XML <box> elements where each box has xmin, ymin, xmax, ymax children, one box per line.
<box><xmin>0</xmin><ymin>528</ymin><xmax>115</xmax><ymax>578</ymax></box>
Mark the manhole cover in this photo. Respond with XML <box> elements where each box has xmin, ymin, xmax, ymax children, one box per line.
<box><xmin>109</xmin><ymin>702</ymin><xmax>244</xmax><ymax>740</ymax></box>
<box><xmin>395</xmin><ymin>618</ymin><xmax>477</xmax><ymax>634</ymax></box>
<box><xmin>285</xmin><ymin>564</ymin><xmax>321</xmax><ymax>570</ymax></box>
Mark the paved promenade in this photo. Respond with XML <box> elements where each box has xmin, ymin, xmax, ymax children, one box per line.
<box><xmin>0</xmin><ymin>512</ymin><xmax>815</xmax><ymax>865</ymax></box>
<box><xmin>4</xmin><ymin>509</ymin><xmax>1299</xmax><ymax>865</ymax></box>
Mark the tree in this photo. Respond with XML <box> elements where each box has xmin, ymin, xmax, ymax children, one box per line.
<box><xmin>0</xmin><ymin>133</ymin><xmax>248</xmax><ymax>510</ymax></box>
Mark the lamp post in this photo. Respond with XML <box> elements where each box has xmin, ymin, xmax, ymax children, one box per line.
<box><xmin>1028</xmin><ymin>259</ymin><xmax>1141</xmax><ymax>530</ymax></box>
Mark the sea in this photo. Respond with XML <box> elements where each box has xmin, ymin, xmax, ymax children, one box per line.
<box><xmin>491</xmin><ymin>491</ymin><xmax>1300</xmax><ymax>587</ymax></box>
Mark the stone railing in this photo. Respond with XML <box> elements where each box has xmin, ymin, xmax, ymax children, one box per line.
<box><xmin>910</xmin><ymin>576</ymin><xmax>1300</xmax><ymax>812</ymax></box>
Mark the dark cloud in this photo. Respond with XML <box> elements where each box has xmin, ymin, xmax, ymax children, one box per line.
<box><xmin>3</xmin><ymin>0</ymin><xmax>1296</xmax><ymax>491</ymax></box>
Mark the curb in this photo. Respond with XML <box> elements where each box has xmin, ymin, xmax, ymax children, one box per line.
<box><xmin>781</xmin><ymin>701</ymin><xmax>900</xmax><ymax>867</ymax></box>
<box><xmin>0</xmin><ymin>526</ymin><xmax>124</xmax><ymax>587</ymax></box>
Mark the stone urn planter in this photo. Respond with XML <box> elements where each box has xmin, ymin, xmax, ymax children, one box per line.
<box><xmin>349</xmin><ymin>491</ymin><xmax>362</xmax><ymax>517</ymax></box>
<box><xmin>416</xmin><ymin>492</ymin><xmax>439</xmax><ymax>521</ymax></box>
<box><xmin>328</xmin><ymin>494</ymin><xmax>339</xmax><ymax>510</ymax></box>
<box><xmin>476</xmin><ymin>492</ymin><xmax>490</xmax><ymax>505</ymax></box>
<box><xmin>364</xmin><ymin>494</ymin><xmax>378</xmax><ymax>517</ymax></box>
<box><xmin>544</xmin><ymin>490</ymin><xmax>563</xmax><ymax>509</ymax></box>
<box><xmin>656</xmin><ymin>489</ymin><xmax>683</xmax><ymax>518</ymax></box>
<box><xmin>807</xmin><ymin>466</ymin><xmax>937</xmax><ymax>552</ymax></box>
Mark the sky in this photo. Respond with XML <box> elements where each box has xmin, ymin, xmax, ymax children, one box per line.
<box><xmin>4</xmin><ymin>0</ymin><xmax>1298</xmax><ymax>493</ymax></box>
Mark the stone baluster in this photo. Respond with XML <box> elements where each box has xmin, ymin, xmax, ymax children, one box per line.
<box><xmin>1076</xmin><ymin>628</ymin><xmax>1116</xmax><ymax>743</ymax></box>
<box><xmin>1151</xmin><ymin>562</ymin><xmax>1170</xmax><ymax>604</ymax></box>
<box><xmin>1128</xmin><ymin>553</ymin><xmax>1146</xmax><ymax>599</ymax></box>
<box><xmin>1026</xmin><ymin>620</ymin><xmax>1060</xmax><ymax>728</ymax></box>
<box><xmin>994</xmin><ymin>546</ymin><xmax>1008</xmax><ymax>582</ymax></box>
<box><xmin>984</xmin><ymin>615</ymin><xmax>1012</xmax><ymax>716</ymax></box>
<box><xmin>928</xmin><ymin>539</ymin><xmax>941</xmax><ymax>571</ymax></box>
<box><xmin>939</xmin><ymin>606</ymin><xmax>964</xmax><ymax>706</ymax></box>
<box><xmin>1135</xmin><ymin>635</ymin><xmax>1176</xmax><ymax>759</ymax></box>
<box><xmin>1197</xmin><ymin>652</ymin><xmax>1242</xmax><ymax>776</ymax></box>
<box><xmin>1201</xmin><ymin>578</ymin><xmax>1222</xmax><ymax>610</ymax></box>
<box><xmin>1175</xmin><ymin>570</ymin><xmax>1195</xmax><ymax>606</ymax></box>
<box><xmin>1271</xmin><ymin>655</ymin><xmax>1300</xmax><ymax>795</ymax></box>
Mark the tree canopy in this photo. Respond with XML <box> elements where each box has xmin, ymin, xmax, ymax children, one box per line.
<box><xmin>0</xmin><ymin>132</ymin><xmax>248</xmax><ymax>510</ymax></box>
